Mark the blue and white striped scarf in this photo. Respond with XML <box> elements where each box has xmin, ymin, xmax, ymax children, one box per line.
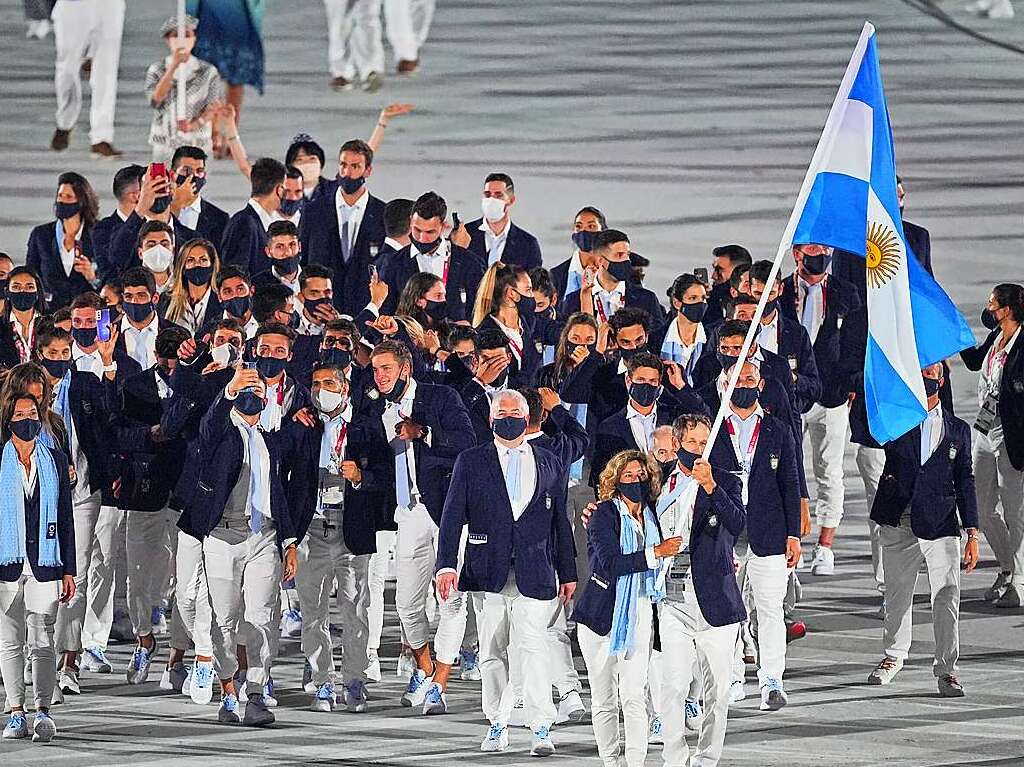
<box><xmin>609</xmin><ymin>499</ymin><xmax>664</xmax><ymax>657</ymax></box>
<box><xmin>0</xmin><ymin>440</ymin><xmax>61</xmax><ymax>567</ymax></box>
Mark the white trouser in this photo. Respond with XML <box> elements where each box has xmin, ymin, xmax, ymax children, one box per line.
<box><xmin>394</xmin><ymin>503</ymin><xmax>465</xmax><ymax>663</ymax></box>
<box><xmin>53</xmin><ymin>493</ymin><xmax>122</xmax><ymax>653</ymax></box>
<box><xmin>204</xmin><ymin>527</ymin><xmax>281</xmax><ymax>692</ymax></box>
<box><xmin>740</xmin><ymin>553</ymin><xmax>788</xmax><ymax>685</ymax></box>
<box><xmin>0</xmin><ymin>572</ymin><xmax>60</xmax><ymax>711</ymax></box>
<box><xmin>325</xmin><ymin>0</ymin><xmax>385</xmax><ymax>79</ymax></box>
<box><xmin>382</xmin><ymin>0</ymin><xmax>435</xmax><ymax>61</ymax></box>
<box><xmin>655</xmin><ymin>600</ymin><xmax>738</xmax><ymax>767</ymax></box>
<box><xmin>170</xmin><ymin>532</ymin><xmax>213</xmax><ymax>658</ymax></box>
<box><xmin>125</xmin><ymin>508</ymin><xmax>177</xmax><ymax>637</ymax></box>
<box><xmin>473</xmin><ymin>578</ymin><xmax>557</xmax><ymax>730</ymax></box>
<box><xmin>578</xmin><ymin>603</ymin><xmax>653</xmax><ymax>767</ymax></box>
<box><xmin>974</xmin><ymin>431</ymin><xmax>1024</xmax><ymax>587</ymax></box>
<box><xmin>296</xmin><ymin>516</ymin><xmax>371</xmax><ymax>685</ymax></box>
<box><xmin>52</xmin><ymin>0</ymin><xmax>124</xmax><ymax>143</ymax></box>
<box><xmin>367</xmin><ymin>529</ymin><xmax>395</xmax><ymax>652</ymax></box>
<box><xmin>509</xmin><ymin>597</ymin><xmax>581</xmax><ymax>700</ymax></box>
<box><xmin>880</xmin><ymin>520</ymin><xmax>961</xmax><ymax>676</ymax></box>
<box><xmin>804</xmin><ymin>403</ymin><xmax>849</xmax><ymax>529</ymax></box>
<box><xmin>648</xmin><ymin>650</ymin><xmax>701</xmax><ymax>717</ymax></box>
<box><xmin>856</xmin><ymin>444</ymin><xmax>886</xmax><ymax>592</ymax></box>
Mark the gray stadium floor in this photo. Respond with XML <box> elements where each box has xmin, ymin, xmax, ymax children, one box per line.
<box><xmin>0</xmin><ymin>0</ymin><xmax>1022</xmax><ymax>764</ymax></box>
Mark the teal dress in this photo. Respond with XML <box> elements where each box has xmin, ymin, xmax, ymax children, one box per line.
<box><xmin>187</xmin><ymin>0</ymin><xmax>265</xmax><ymax>93</ymax></box>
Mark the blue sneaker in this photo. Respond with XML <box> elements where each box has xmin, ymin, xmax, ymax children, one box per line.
<box><xmin>421</xmin><ymin>682</ymin><xmax>447</xmax><ymax>715</ymax></box>
<box><xmin>218</xmin><ymin>693</ymin><xmax>240</xmax><ymax>724</ymax></box>
<box><xmin>648</xmin><ymin>715</ymin><xmax>664</xmax><ymax>744</ymax></box>
<box><xmin>311</xmin><ymin>682</ymin><xmax>335</xmax><ymax>712</ymax></box>
<box><xmin>81</xmin><ymin>647</ymin><xmax>112</xmax><ymax>674</ymax></box>
<box><xmin>401</xmin><ymin>669</ymin><xmax>431</xmax><ymax>707</ymax></box>
<box><xmin>343</xmin><ymin>679</ymin><xmax>368</xmax><ymax>713</ymax></box>
<box><xmin>685</xmin><ymin>697</ymin><xmax>703</xmax><ymax>731</ymax></box>
<box><xmin>280</xmin><ymin>609</ymin><xmax>302</xmax><ymax>638</ymax></box>
<box><xmin>32</xmin><ymin>712</ymin><xmax>56</xmax><ymax>743</ymax></box>
<box><xmin>480</xmin><ymin>722</ymin><xmax>509</xmax><ymax>752</ymax></box>
<box><xmin>263</xmin><ymin>678</ymin><xmax>278</xmax><ymax>708</ymax></box>
<box><xmin>459</xmin><ymin>649</ymin><xmax>481</xmax><ymax>681</ymax></box>
<box><xmin>2</xmin><ymin>712</ymin><xmax>28</xmax><ymax>740</ymax></box>
<box><xmin>190</xmin><ymin>661</ymin><xmax>214</xmax><ymax>706</ymax></box>
<box><xmin>126</xmin><ymin>642</ymin><xmax>156</xmax><ymax>685</ymax></box>
<box><xmin>530</xmin><ymin>726</ymin><xmax>555</xmax><ymax>756</ymax></box>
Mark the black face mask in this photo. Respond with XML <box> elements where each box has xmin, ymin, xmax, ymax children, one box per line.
<box><xmin>676</xmin><ymin>448</ymin><xmax>699</xmax><ymax>471</ymax></box>
<box><xmin>731</xmin><ymin>385</ymin><xmax>760</xmax><ymax>409</ymax></box>
<box><xmin>492</xmin><ymin>416</ymin><xmax>527</xmax><ymax>441</ymax></box>
<box><xmin>40</xmin><ymin>358</ymin><xmax>71</xmax><ymax>380</ymax></box>
<box><xmin>424</xmin><ymin>299</ymin><xmax>448</xmax><ymax>324</ymax></box>
<box><xmin>8</xmin><ymin>291</ymin><xmax>38</xmax><ymax>312</ymax></box>
<box><xmin>278</xmin><ymin>197</ymin><xmax>302</xmax><ymax>217</ymax></box>
<box><xmin>11</xmin><ymin>419</ymin><xmax>42</xmax><ymax>442</ymax></box>
<box><xmin>304</xmin><ymin>297</ymin><xmax>331</xmax><ymax>320</ymax></box>
<box><xmin>72</xmin><ymin>327</ymin><xmax>97</xmax><ymax>348</ymax></box>
<box><xmin>515</xmin><ymin>292</ymin><xmax>536</xmax><ymax>316</ymax></box>
<box><xmin>981</xmin><ymin>308</ymin><xmax>1000</xmax><ymax>331</ymax></box>
<box><xmin>629</xmin><ymin>382</ymin><xmax>661</xmax><ymax>408</ymax></box>
<box><xmin>338</xmin><ymin>175</ymin><xmax>366</xmax><ymax>195</ymax></box>
<box><xmin>616</xmin><ymin>480</ymin><xmax>647</xmax><ymax>504</ymax></box>
<box><xmin>717</xmin><ymin>352</ymin><xmax>738</xmax><ymax>372</ymax></box>
<box><xmin>175</xmin><ymin>173</ymin><xmax>207</xmax><ymax>196</ymax></box>
<box><xmin>762</xmin><ymin>298</ymin><xmax>778</xmax><ymax>316</ymax></box>
<box><xmin>273</xmin><ymin>256</ymin><xmax>299</xmax><ymax>276</ymax></box>
<box><xmin>223</xmin><ymin>295</ymin><xmax>251</xmax><ymax>319</ymax></box>
<box><xmin>55</xmin><ymin>201</ymin><xmax>80</xmax><ymax>220</ymax></box>
<box><xmin>571</xmin><ymin>231</ymin><xmax>596</xmax><ymax>252</ymax></box>
<box><xmin>619</xmin><ymin>345</ymin><xmax>646</xmax><ymax>362</ymax></box>
<box><xmin>565</xmin><ymin>342</ymin><xmax>595</xmax><ymax>358</ymax></box>
<box><xmin>183</xmin><ymin>265</ymin><xmax>214</xmax><ymax>287</ymax></box>
<box><xmin>801</xmin><ymin>255</ymin><xmax>830</xmax><ymax>275</ymax></box>
<box><xmin>658</xmin><ymin>459</ymin><xmax>677</xmax><ymax>480</ymax></box>
<box><xmin>256</xmin><ymin>356</ymin><xmax>288</xmax><ymax>379</ymax></box>
<box><xmin>383</xmin><ymin>376</ymin><xmax>408</xmax><ymax>403</ymax></box>
<box><xmin>123</xmin><ymin>301</ymin><xmax>154</xmax><ymax>323</ymax></box>
<box><xmin>234</xmin><ymin>391</ymin><xmax>265</xmax><ymax>416</ymax></box>
<box><xmin>412</xmin><ymin>236</ymin><xmax>440</xmax><ymax>255</ymax></box>
<box><xmin>150</xmin><ymin>195</ymin><xmax>172</xmax><ymax>215</ymax></box>
<box><xmin>606</xmin><ymin>259</ymin><xmax>633</xmax><ymax>283</ymax></box>
<box><xmin>679</xmin><ymin>301</ymin><xmax>708</xmax><ymax>323</ymax></box>
<box><xmin>320</xmin><ymin>347</ymin><xmax>351</xmax><ymax>369</ymax></box>
<box><xmin>923</xmin><ymin>377</ymin><xmax>941</xmax><ymax>397</ymax></box>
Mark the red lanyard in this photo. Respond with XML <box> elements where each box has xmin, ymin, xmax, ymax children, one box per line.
<box><xmin>332</xmin><ymin>421</ymin><xmax>348</xmax><ymax>462</ymax></box>
<box><xmin>441</xmin><ymin>256</ymin><xmax>450</xmax><ymax>285</ymax></box>
<box><xmin>12</xmin><ymin>318</ymin><xmax>34</xmax><ymax>364</ymax></box>
<box><xmin>272</xmin><ymin>381</ymin><xmax>285</xmax><ymax>406</ymax></box>
<box><xmin>985</xmin><ymin>338</ymin><xmax>1009</xmax><ymax>379</ymax></box>
<box><xmin>669</xmin><ymin>474</ymin><xmax>677</xmax><ymax>493</ymax></box>
<box><xmin>725</xmin><ymin>416</ymin><xmax>761</xmax><ymax>468</ymax></box>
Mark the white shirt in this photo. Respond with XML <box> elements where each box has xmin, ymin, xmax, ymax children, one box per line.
<box><xmin>797</xmin><ymin>276</ymin><xmax>826</xmax><ymax>344</ymax></box>
<box><xmin>591</xmin><ymin>278</ymin><xmax>626</xmax><ymax>323</ymax></box>
<box><xmin>480</xmin><ymin>218</ymin><xmax>510</xmax><ymax>266</ymax></box>
<box><xmin>381</xmin><ymin>377</ymin><xmax>422</xmax><ymax>504</ymax></box>
<box><xmin>177</xmin><ymin>289</ymin><xmax>212</xmax><ymax>336</ymax></box>
<box><xmin>416</xmin><ymin>238</ymin><xmax>451</xmax><ymax>280</ymax></box>
<box><xmin>335</xmin><ymin>187</ymin><xmax>369</xmax><ymax>253</ymax></box>
<box><xmin>176</xmin><ymin>195</ymin><xmax>203</xmax><ymax>232</ymax></box>
<box><xmin>10</xmin><ymin>314</ymin><xmax>35</xmax><ymax>364</ymax></box>
<box><xmin>240</xmin><ymin>314</ymin><xmax>260</xmax><ymax>340</ymax></box>
<box><xmin>121</xmin><ymin>314</ymin><xmax>158</xmax><ymax>370</ymax></box>
<box><xmin>727</xmin><ymin>404</ymin><xmax>764</xmax><ymax>503</ymax></box>
<box><xmin>920</xmin><ymin>403</ymin><xmax>944</xmax><ymax>465</ymax></box>
<box><xmin>259</xmin><ymin>378</ymin><xmax>287</xmax><ymax>433</ymax></box>
<box><xmin>58</xmin><ymin>224</ymin><xmax>82</xmax><ymax>278</ymax></box>
<box><xmin>758</xmin><ymin>311</ymin><xmax>780</xmax><ymax>354</ymax></box>
<box><xmin>155</xmin><ymin>371</ymin><xmax>174</xmax><ymax>400</ymax></box>
<box><xmin>495</xmin><ymin>440</ymin><xmax>537</xmax><ymax>521</ymax></box>
<box><xmin>116</xmin><ymin>208</ymin><xmax>130</xmax><ymax>223</ymax></box>
<box><xmin>491</xmin><ymin>315</ymin><xmax>524</xmax><ymax>365</ymax></box>
<box><xmin>318</xmin><ymin>405</ymin><xmax>352</xmax><ymax>510</ymax></box>
<box><xmin>248</xmin><ymin>198</ymin><xmax>276</xmax><ymax>231</ymax></box>
<box><xmin>626</xmin><ymin>402</ymin><xmax>657</xmax><ymax>452</ymax></box>
<box><xmin>72</xmin><ymin>343</ymin><xmax>105</xmax><ymax>378</ymax></box>
<box><xmin>662</xmin><ymin>317</ymin><xmax>706</xmax><ymax>377</ymax></box>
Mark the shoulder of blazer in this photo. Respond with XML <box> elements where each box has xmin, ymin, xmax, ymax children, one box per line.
<box><xmin>31</xmin><ymin>221</ymin><xmax>58</xmax><ymax>240</ymax></box>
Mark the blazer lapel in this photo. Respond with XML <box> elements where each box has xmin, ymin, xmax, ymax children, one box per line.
<box><xmin>486</xmin><ymin>443</ymin><xmax>515</xmax><ymax>519</ymax></box>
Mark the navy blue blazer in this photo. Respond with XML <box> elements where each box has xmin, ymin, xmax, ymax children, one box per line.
<box><xmin>0</xmin><ymin>445</ymin><xmax>76</xmax><ymax>583</ymax></box>
<box><xmin>91</xmin><ymin>211</ymin><xmax>128</xmax><ymax>283</ymax></box>
<box><xmin>780</xmin><ymin>273</ymin><xmax>861</xmax><ymax>408</ymax></box>
<box><xmin>26</xmin><ymin>221</ymin><xmax>95</xmax><ymax>310</ymax></box>
<box><xmin>960</xmin><ymin>328</ymin><xmax>1024</xmax><ymax>471</ymax></box>
<box><xmin>534</xmin><ymin>405</ymin><xmax>589</xmax><ymax>477</ymax></box>
<box><xmin>563</xmin><ymin>282</ymin><xmax>664</xmax><ymax>325</ymax></box>
<box><xmin>299</xmin><ymin>190</ymin><xmax>386</xmax><ymax>316</ymax></box>
<box><xmin>378</xmin><ymin>243</ymin><xmax>486</xmax><ymax>323</ymax></box>
<box><xmin>106</xmin><ymin>212</ymin><xmax>198</xmax><ymax>279</ymax></box>
<box><xmin>752</xmin><ymin>312</ymin><xmax>821</xmax><ymax>414</ymax></box>
<box><xmin>220</xmin><ymin>204</ymin><xmax>270</xmax><ymax>275</ymax></box>
<box><xmin>548</xmin><ymin>257</ymin><xmax>579</xmax><ymax>320</ymax></box>
<box><xmin>190</xmin><ymin>199</ymin><xmax>230</xmax><ymax>248</ymax></box>
<box><xmin>464</xmin><ymin>218</ymin><xmax>543</xmax><ymax>270</ymax></box>
<box><xmin>185</xmin><ymin>394</ymin><xmax>297</xmax><ymax>548</ymax></box>
<box><xmin>279</xmin><ymin>417</ymin><xmax>391</xmax><ymax>555</ymax></box>
<box><xmin>710</xmin><ymin>412</ymin><xmax>801</xmax><ymax>556</ymax></box>
<box><xmin>67</xmin><ymin>370</ymin><xmax>118</xmax><ymax>495</ymax></box>
<box><xmin>357</xmin><ymin>380</ymin><xmax>476</xmax><ymax>527</ymax></box>
<box><xmin>870</xmin><ymin>409</ymin><xmax>979</xmax><ymax>540</ymax></box>
<box><xmin>435</xmin><ymin>442</ymin><xmax>577</xmax><ymax>600</ymax></box>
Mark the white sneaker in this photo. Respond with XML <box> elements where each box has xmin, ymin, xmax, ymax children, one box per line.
<box><xmin>182</xmin><ymin>666</ymin><xmax>193</xmax><ymax>696</ymax></box>
<box><xmin>421</xmin><ymin>682</ymin><xmax>447</xmax><ymax>715</ymax></box>
<box><xmin>867</xmin><ymin>656</ymin><xmax>904</xmax><ymax>685</ymax></box>
<box><xmin>280</xmin><ymin>609</ymin><xmax>303</xmax><ymax>639</ymax></box>
<box><xmin>480</xmin><ymin>722</ymin><xmax>510</xmax><ymax>752</ymax></box>
<box><xmin>685</xmin><ymin>697</ymin><xmax>703</xmax><ymax>730</ymax></box>
<box><xmin>988</xmin><ymin>0</ymin><xmax>1015</xmax><ymax>17</ymax></box>
<box><xmin>311</xmin><ymin>682</ymin><xmax>336</xmax><ymax>713</ymax></box>
<box><xmin>401</xmin><ymin>670</ymin><xmax>432</xmax><ymax>707</ymax></box>
<box><xmin>81</xmin><ymin>647</ymin><xmax>113</xmax><ymax>674</ymax></box>
<box><xmin>190</xmin><ymin>661</ymin><xmax>215</xmax><ymax>706</ymax></box>
<box><xmin>810</xmin><ymin>544</ymin><xmax>835</xmax><ymax>575</ymax></box>
<box><xmin>58</xmin><ymin>668</ymin><xmax>81</xmax><ymax>696</ymax></box>
<box><xmin>729</xmin><ymin>680</ymin><xmax>746</xmax><ymax>704</ymax></box>
<box><xmin>365</xmin><ymin>653</ymin><xmax>382</xmax><ymax>683</ymax></box>
<box><xmin>759</xmin><ymin>679</ymin><xmax>787</xmax><ymax>711</ymax></box>
<box><xmin>509</xmin><ymin>697</ymin><xmax>527</xmax><ymax>727</ymax></box>
<box><xmin>648</xmin><ymin>716</ymin><xmax>664</xmax><ymax>744</ymax></box>
<box><xmin>530</xmin><ymin>726</ymin><xmax>555</xmax><ymax>757</ymax></box>
<box><xmin>126</xmin><ymin>642</ymin><xmax>156</xmax><ymax>685</ymax></box>
<box><xmin>32</xmin><ymin>712</ymin><xmax>56</xmax><ymax>743</ymax></box>
<box><xmin>555</xmin><ymin>690</ymin><xmax>586</xmax><ymax>724</ymax></box>
<box><xmin>459</xmin><ymin>649</ymin><xmax>481</xmax><ymax>681</ymax></box>
<box><xmin>344</xmin><ymin>679</ymin><xmax>369</xmax><ymax>713</ymax></box>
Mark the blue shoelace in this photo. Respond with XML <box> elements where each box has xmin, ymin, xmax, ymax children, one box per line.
<box><xmin>650</xmin><ymin>717</ymin><xmax>663</xmax><ymax>735</ymax></box>
<box><xmin>222</xmin><ymin>694</ymin><xmax>237</xmax><ymax>712</ymax></box>
<box><xmin>425</xmin><ymin>685</ymin><xmax>442</xmax><ymax>704</ymax></box>
<box><xmin>7</xmin><ymin>713</ymin><xmax>26</xmax><ymax>731</ymax></box>
<box><xmin>487</xmin><ymin>723</ymin><xmax>505</xmax><ymax>741</ymax></box>
<box><xmin>406</xmin><ymin>671</ymin><xmax>425</xmax><ymax>694</ymax></box>
<box><xmin>765</xmin><ymin>678</ymin><xmax>782</xmax><ymax>693</ymax></box>
<box><xmin>534</xmin><ymin>726</ymin><xmax>550</xmax><ymax>740</ymax></box>
<box><xmin>193</xmin><ymin>664</ymin><xmax>212</xmax><ymax>688</ymax></box>
<box><xmin>265</xmin><ymin>678</ymin><xmax>275</xmax><ymax>697</ymax></box>
<box><xmin>685</xmin><ymin>698</ymin><xmax>700</xmax><ymax>718</ymax></box>
<box><xmin>87</xmin><ymin>647</ymin><xmax>109</xmax><ymax>664</ymax></box>
<box><xmin>132</xmin><ymin>646</ymin><xmax>150</xmax><ymax>671</ymax></box>
<box><xmin>317</xmin><ymin>683</ymin><xmax>335</xmax><ymax>701</ymax></box>
<box><xmin>461</xmin><ymin>651</ymin><xmax>478</xmax><ymax>670</ymax></box>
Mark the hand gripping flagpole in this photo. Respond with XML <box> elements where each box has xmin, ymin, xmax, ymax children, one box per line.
<box><xmin>656</xmin><ymin>22</ymin><xmax>877</xmax><ymax>589</ymax></box>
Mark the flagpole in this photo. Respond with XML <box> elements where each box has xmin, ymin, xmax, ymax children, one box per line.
<box><xmin>657</xmin><ymin>21</ymin><xmax>877</xmax><ymax>586</ymax></box>
<box><xmin>176</xmin><ymin>0</ymin><xmax>187</xmax><ymax>137</ymax></box>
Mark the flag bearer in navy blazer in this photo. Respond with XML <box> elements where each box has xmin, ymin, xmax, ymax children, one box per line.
<box><xmin>436</xmin><ymin>389</ymin><xmax>577</xmax><ymax>757</ymax></box>
<box><xmin>572</xmin><ymin>450</ymin><xmax>682</xmax><ymax>767</ymax></box>
<box><xmin>867</xmin><ymin>363</ymin><xmax>979</xmax><ymax>698</ymax></box>
<box><xmin>187</xmin><ymin>366</ymin><xmax>299</xmax><ymax>727</ymax></box>
<box><xmin>649</xmin><ymin>414</ymin><xmax>746</xmax><ymax>767</ymax></box>
<box><xmin>709</xmin><ymin>360</ymin><xmax>801</xmax><ymax>713</ymax></box>
<box><xmin>364</xmin><ymin>340</ymin><xmax>475</xmax><ymax>712</ymax></box>
<box><xmin>458</xmin><ymin>173</ymin><xmax>543</xmax><ymax>270</ymax></box>
<box><xmin>0</xmin><ymin>393</ymin><xmax>76</xmax><ymax>743</ymax></box>
<box><xmin>281</xmin><ymin>362</ymin><xmax>390</xmax><ymax>715</ymax></box>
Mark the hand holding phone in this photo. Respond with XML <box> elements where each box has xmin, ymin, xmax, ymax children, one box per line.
<box><xmin>96</xmin><ymin>309</ymin><xmax>112</xmax><ymax>343</ymax></box>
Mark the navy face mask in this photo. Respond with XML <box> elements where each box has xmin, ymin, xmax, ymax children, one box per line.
<box><xmin>424</xmin><ymin>299</ymin><xmax>448</xmax><ymax>324</ymax></box>
<box><xmin>680</xmin><ymin>302</ymin><xmax>708</xmax><ymax>323</ymax></box>
<box><xmin>762</xmin><ymin>298</ymin><xmax>778</xmax><ymax>316</ymax></box>
<box><xmin>981</xmin><ymin>308</ymin><xmax>999</xmax><ymax>330</ymax></box>
<box><xmin>183</xmin><ymin>265</ymin><xmax>214</xmax><ymax>286</ymax></box>
<box><xmin>571</xmin><ymin>231</ymin><xmax>596</xmax><ymax>252</ymax></box>
<box><xmin>801</xmin><ymin>255</ymin><xmax>830</xmax><ymax>275</ymax></box>
<box><xmin>619</xmin><ymin>345</ymin><xmax>646</xmax><ymax>362</ymax></box>
<box><xmin>72</xmin><ymin>327</ymin><xmax>97</xmax><ymax>348</ymax></box>
<box><xmin>730</xmin><ymin>385</ymin><xmax>760</xmax><ymax>409</ymax></box>
<box><xmin>234</xmin><ymin>391</ymin><xmax>266</xmax><ymax>416</ymax></box>
<box><xmin>383</xmin><ymin>376</ymin><xmax>408</xmax><ymax>403</ymax></box>
<box><xmin>923</xmin><ymin>377</ymin><xmax>941</xmax><ymax>397</ymax></box>
<box><xmin>338</xmin><ymin>175</ymin><xmax>366</xmax><ymax>195</ymax></box>
<box><xmin>303</xmin><ymin>297</ymin><xmax>331</xmax><ymax>319</ymax></box>
<box><xmin>223</xmin><ymin>295</ymin><xmax>251</xmax><ymax>318</ymax></box>
<box><xmin>606</xmin><ymin>259</ymin><xmax>633</xmax><ymax>283</ymax></box>
<box><xmin>54</xmin><ymin>201</ymin><xmax>80</xmax><ymax>220</ymax></box>
<box><xmin>658</xmin><ymin>459</ymin><xmax>677</xmax><ymax>479</ymax></box>
<box><xmin>11</xmin><ymin>419</ymin><xmax>42</xmax><ymax>442</ymax></box>
<box><xmin>150</xmin><ymin>195</ymin><xmax>172</xmax><ymax>214</ymax></box>
<box><xmin>320</xmin><ymin>347</ymin><xmax>351</xmax><ymax>368</ymax></box>
<box><xmin>492</xmin><ymin>416</ymin><xmax>527</xmax><ymax>441</ymax></box>
<box><xmin>279</xmin><ymin>197</ymin><xmax>302</xmax><ymax>217</ymax></box>
<box><xmin>616</xmin><ymin>480</ymin><xmax>647</xmax><ymax>504</ymax></box>
<box><xmin>676</xmin><ymin>448</ymin><xmax>699</xmax><ymax>471</ymax></box>
<box><xmin>123</xmin><ymin>301</ymin><xmax>155</xmax><ymax>323</ymax></box>
<box><xmin>629</xmin><ymin>382</ymin><xmax>661</xmax><ymax>408</ymax></box>
<box><xmin>40</xmin><ymin>358</ymin><xmax>72</xmax><ymax>380</ymax></box>
<box><xmin>8</xmin><ymin>291</ymin><xmax>38</xmax><ymax>312</ymax></box>
<box><xmin>256</xmin><ymin>356</ymin><xmax>288</xmax><ymax>379</ymax></box>
<box><xmin>717</xmin><ymin>352</ymin><xmax>738</xmax><ymax>372</ymax></box>
<box><xmin>412</xmin><ymin>236</ymin><xmax>440</xmax><ymax>255</ymax></box>
<box><xmin>273</xmin><ymin>256</ymin><xmax>299</xmax><ymax>275</ymax></box>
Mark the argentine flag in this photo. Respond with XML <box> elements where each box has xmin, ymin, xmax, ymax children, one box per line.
<box><xmin>783</xmin><ymin>22</ymin><xmax>974</xmax><ymax>444</ymax></box>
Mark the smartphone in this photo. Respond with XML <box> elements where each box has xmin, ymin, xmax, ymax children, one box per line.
<box><xmin>368</xmin><ymin>264</ymin><xmax>378</xmax><ymax>281</ymax></box>
<box><xmin>150</xmin><ymin>162</ymin><xmax>168</xmax><ymax>179</ymax></box>
<box><xmin>96</xmin><ymin>309</ymin><xmax>112</xmax><ymax>342</ymax></box>
<box><xmin>694</xmin><ymin>267</ymin><xmax>709</xmax><ymax>285</ymax></box>
<box><xmin>452</xmin><ymin>212</ymin><xmax>461</xmax><ymax>230</ymax></box>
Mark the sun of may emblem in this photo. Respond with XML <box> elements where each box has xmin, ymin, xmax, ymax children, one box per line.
<box><xmin>865</xmin><ymin>221</ymin><xmax>901</xmax><ymax>289</ymax></box>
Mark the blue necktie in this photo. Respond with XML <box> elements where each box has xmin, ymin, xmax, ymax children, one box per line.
<box><xmin>390</xmin><ymin>404</ymin><xmax>412</xmax><ymax>507</ymax></box>
<box><xmin>245</xmin><ymin>425</ymin><xmax>266</xmax><ymax>534</ymax></box>
<box><xmin>505</xmin><ymin>448</ymin><xmax>522</xmax><ymax>507</ymax></box>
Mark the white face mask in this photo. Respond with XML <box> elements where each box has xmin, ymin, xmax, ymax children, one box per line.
<box><xmin>313</xmin><ymin>388</ymin><xmax>347</xmax><ymax>414</ymax></box>
<box><xmin>481</xmin><ymin>197</ymin><xmax>507</xmax><ymax>223</ymax></box>
<box><xmin>210</xmin><ymin>342</ymin><xmax>239</xmax><ymax>367</ymax></box>
<box><xmin>141</xmin><ymin>244</ymin><xmax>174</xmax><ymax>273</ymax></box>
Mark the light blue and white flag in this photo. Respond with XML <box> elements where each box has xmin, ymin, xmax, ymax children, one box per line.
<box><xmin>784</xmin><ymin>22</ymin><xmax>974</xmax><ymax>444</ymax></box>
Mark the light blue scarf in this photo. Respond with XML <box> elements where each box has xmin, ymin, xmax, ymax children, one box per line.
<box><xmin>609</xmin><ymin>499</ymin><xmax>664</xmax><ymax>657</ymax></box>
<box><xmin>53</xmin><ymin>372</ymin><xmax>73</xmax><ymax>449</ymax></box>
<box><xmin>0</xmin><ymin>440</ymin><xmax>61</xmax><ymax>567</ymax></box>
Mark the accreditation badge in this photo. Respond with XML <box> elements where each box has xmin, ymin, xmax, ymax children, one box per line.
<box><xmin>770</xmin><ymin>455</ymin><xmax>779</xmax><ymax>471</ymax></box>
<box><xmin>949</xmin><ymin>444</ymin><xmax>957</xmax><ymax>461</ymax></box>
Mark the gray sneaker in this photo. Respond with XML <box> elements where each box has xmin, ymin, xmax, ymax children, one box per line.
<box><xmin>243</xmin><ymin>694</ymin><xmax>275</xmax><ymax>727</ymax></box>
<box><xmin>867</xmin><ymin>656</ymin><xmax>904</xmax><ymax>685</ymax></box>
<box><xmin>984</xmin><ymin>572</ymin><xmax>1010</xmax><ymax>602</ymax></box>
<box><xmin>32</xmin><ymin>712</ymin><xmax>56</xmax><ymax>743</ymax></box>
<box><xmin>994</xmin><ymin>584</ymin><xmax>1022</xmax><ymax>609</ymax></box>
<box><xmin>938</xmin><ymin>675</ymin><xmax>965</xmax><ymax>697</ymax></box>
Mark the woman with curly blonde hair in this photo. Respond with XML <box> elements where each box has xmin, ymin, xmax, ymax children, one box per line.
<box><xmin>572</xmin><ymin>449</ymin><xmax>683</xmax><ymax>767</ymax></box>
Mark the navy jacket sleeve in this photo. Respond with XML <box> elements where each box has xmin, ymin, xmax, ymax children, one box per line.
<box><xmin>55</xmin><ymin>448</ymin><xmax>76</xmax><ymax>577</ymax></box>
<box><xmin>776</xmin><ymin>425</ymin><xmax>802</xmax><ymax>538</ymax></box>
<box><xmin>435</xmin><ymin>451</ymin><xmax>469</xmax><ymax>573</ymax></box>
<box><xmin>706</xmin><ymin>471</ymin><xmax>745</xmax><ymax>536</ymax></box>
<box><xmin>550</xmin><ymin>483</ymin><xmax>578</xmax><ymax>584</ymax></box>
<box><xmin>544</xmin><ymin>405</ymin><xmax>590</xmax><ymax>468</ymax></box>
<box><xmin>954</xmin><ymin>424</ymin><xmax>979</xmax><ymax>530</ymax></box>
<box><xmin>108</xmin><ymin>211</ymin><xmax>146</xmax><ymax>275</ymax></box>
<box><xmin>588</xmin><ymin>500</ymin><xmax>655</xmax><ymax>578</ymax></box>
<box><xmin>427</xmin><ymin>386</ymin><xmax>476</xmax><ymax>461</ymax></box>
